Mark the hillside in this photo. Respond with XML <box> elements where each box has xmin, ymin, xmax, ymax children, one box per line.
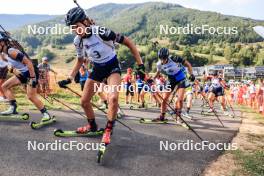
<box><xmin>6</xmin><ymin>2</ymin><xmax>264</xmax><ymax>69</ymax></box>
<box><xmin>13</xmin><ymin>2</ymin><xmax>264</xmax><ymax>47</ymax></box>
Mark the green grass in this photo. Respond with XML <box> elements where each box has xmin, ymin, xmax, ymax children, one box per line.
<box><xmin>0</xmin><ymin>83</ymin><xmax>134</xmax><ymax>113</ymax></box>
<box><xmin>232</xmin><ymin>150</ymin><xmax>264</xmax><ymax>176</ymax></box>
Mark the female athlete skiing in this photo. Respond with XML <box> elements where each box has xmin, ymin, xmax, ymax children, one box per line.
<box><xmin>58</xmin><ymin>7</ymin><xmax>144</xmax><ymax>145</ymax></box>
<box><xmin>152</xmin><ymin>48</ymin><xmax>195</xmax><ymax>122</ymax></box>
<box><xmin>207</xmin><ymin>71</ymin><xmax>230</xmax><ymax>116</ymax></box>
<box><xmin>0</xmin><ymin>31</ymin><xmax>53</xmax><ymax>122</ymax></box>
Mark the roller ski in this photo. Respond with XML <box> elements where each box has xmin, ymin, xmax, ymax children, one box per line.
<box><xmin>172</xmin><ymin>111</ymin><xmax>190</xmax><ymax>130</ymax></box>
<box><xmin>54</xmin><ymin>128</ymin><xmax>104</xmax><ymax>137</ymax></box>
<box><xmin>139</xmin><ymin>117</ymin><xmax>168</xmax><ymax>124</ymax></box>
<box><xmin>0</xmin><ymin>105</ymin><xmax>30</xmax><ymax>121</ymax></box>
<box><xmin>0</xmin><ymin>112</ymin><xmax>30</xmax><ymax>121</ymax></box>
<box><xmin>182</xmin><ymin>111</ymin><xmax>193</xmax><ymax>120</ymax></box>
<box><xmin>97</xmin><ymin>121</ymin><xmax>114</xmax><ymax>164</ymax></box>
<box><xmin>129</xmin><ymin>102</ymin><xmax>148</xmax><ymax>110</ymax></box>
<box><xmin>201</xmin><ymin>109</ymin><xmax>217</xmax><ymax>116</ymax></box>
<box><xmin>30</xmin><ymin>112</ymin><xmax>56</xmax><ymax>129</ymax></box>
<box><xmin>223</xmin><ymin>110</ymin><xmax>234</xmax><ymax>118</ymax></box>
<box><xmin>175</xmin><ymin>118</ymin><xmax>190</xmax><ymax>130</ymax></box>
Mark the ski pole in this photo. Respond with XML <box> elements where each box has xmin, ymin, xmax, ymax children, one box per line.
<box><xmin>225</xmin><ymin>94</ymin><xmax>236</xmax><ymax>117</ymax></box>
<box><xmin>64</xmin><ymin>86</ymin><xmax>134</xmax><ymax>131</ymax></box>
<box><xmin>145</xmin><ymin>81</ymin><xmax>204</xmax><ymax>142</ymax></box>
<box><xmin>200</xmin><ymin>93</ymin><xmax>225</xmax><ymax>127</ymax></box>
<box><xmin>155</xmin><ymin>90</ymin><xmax>205</xmax><ymax>142</ymax></box>
<box><xmin>65</xmin><ymin>86</ymin><xmax>108</xmax><ymax>114</ymax></box>
<box><xmin>52</xmin><ymin>97</ymin><xmax>87</xmax><ymax>119</ymax></box>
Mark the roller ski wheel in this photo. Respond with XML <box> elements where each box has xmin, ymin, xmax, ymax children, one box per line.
<box><xmin>97</xmin><ymin>144</ymin><xmax>107</xmax><ymax>164</ymax></box>
<box><xmin>139</xmin><ymin>118</ymin><xmax>168</xmax><ymax>124</ymax></box>
<box><xmin>53</xmin><ymin>128</ymin><xmax>104</xmax><ymax>137</ymax></box>
<box><xmin>21</xmin><ymin>113</ymin><xmax>30</xmax><ymax>120</ymax></box>
<box><xmin>30</xmin><ymin>116</ymin><xmax>56</xmax><ymax>130</ymax></box>
<box><xmin>129</xmin><ymin>106</ymin><xmax>134</xmax><ymax>110</ymax></box>
<box><xmin>0</xmin><ymin>113</ymin><xmax>30</xmax><ymax>121</ymax></box>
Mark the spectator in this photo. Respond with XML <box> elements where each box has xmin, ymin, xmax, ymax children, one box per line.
<box><xmin>38</xmin><ymin>57</ymin><xmax>57</xmax><ymax>95</ymax></box>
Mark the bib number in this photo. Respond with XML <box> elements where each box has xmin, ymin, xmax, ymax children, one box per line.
<box><xmin>93</xmin><ymin>51</ymin><xmax>101</xmax><ymax>58</ymax></box>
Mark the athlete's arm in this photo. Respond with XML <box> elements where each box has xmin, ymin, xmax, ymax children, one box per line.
<box><xmin>220</xmin><ymin>79</ymin><xmax>229</xmax><ymax>89</ymax></box>
<box><xmin>99</xmin><ymin>27</ymin><xmax>143</xmax><ymax>65</ymax></box>
<box><xmin>183</xmin><ymin>60</ymin><xmax>193</xmax><ymax>75</ymax></box>
<box><xmin>122</xmin><ymin>37</ymin><xmax>143</xmax><ymax>65</ymax></box>
<box><xmin>8</xmin><ymin>48</ymin><xmax>35</xmax><ymax>78</ymax></box>
<box><xmin>69</xmin><ymin>58</ymin><xmax>84</xmax><ymax>80</ymax></box>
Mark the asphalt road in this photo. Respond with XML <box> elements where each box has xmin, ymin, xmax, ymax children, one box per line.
<box><xmin>0</xmin><ymin>99</ymin><xmax>241</xmax><ymax>176</ymax></box>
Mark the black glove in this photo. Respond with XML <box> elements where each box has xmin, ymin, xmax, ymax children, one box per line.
<box><xmin>28</xmin><ymin>77</ymin><xmax>37</xmax><ymax>88</ymax></box>
<box><xmin>58</xmin><ymin>78</ymin><xmax>72</xmax><ymax>88</ymax></box>
<box><xmin>189</xmin><ymin>74</ymin><xmax>195</xmax><ymax>82</ymax></box>
<box><xmin>136</xmin><ymin>64</ymin><xmax>145</xmax><ymax>80</ymax></box>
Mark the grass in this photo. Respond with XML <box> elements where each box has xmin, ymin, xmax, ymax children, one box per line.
<box><xmin>236</xmin><ymin>104</ymin><xmax>264</xmax><ymax>122</ymax></box>
<box><xmin>226</xmin><ymin>104</ymin><xmax>264</xmax><ymax>176</ymax></box>
<box><xmin>0</xmin><ymin>74</ymin><xmax>143</xmax><ymax>113</ymax></box>
<box><xmin>232</xmin><ymin>150</ymin><xmax>264</xmax><ymax>176</ymax></box>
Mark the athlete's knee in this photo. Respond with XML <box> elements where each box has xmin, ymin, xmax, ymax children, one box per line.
<box><xmin>81</xmin><ymin>98</ymin><xmax>91</xmax><ymax>108</ymax></box>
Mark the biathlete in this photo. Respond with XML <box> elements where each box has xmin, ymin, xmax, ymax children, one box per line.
<box><xmin>183</xmin><ymin>83</ymin><xmax>195</xmax><ymax>119</ymax></box>
<box><xmin>0</xmin><ymin>31</ymin><xmax>53</xmax><ymax>122</ymax></box>
<box><xmin>207</xmin><ymin>71</ymin><xmax>230</xmax><ymax>116</ymax></box>
<box><xmin>152</xmin><ymin>48</ymin><xmax>195</xmax><ymax>122</ymax></box>
<box><xmin>58</xmin><ymin>7</ymin><xmax>144</xmax><ymax>145</ymax></box>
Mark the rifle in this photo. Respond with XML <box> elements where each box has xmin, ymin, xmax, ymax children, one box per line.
<box><xmin>0</xmin><ymin>25</ymin><xmax>30</xmax><ymax>58</ymax></box>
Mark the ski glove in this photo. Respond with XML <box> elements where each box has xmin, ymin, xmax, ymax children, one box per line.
<box><xmin>28</xmin><ymin>77</ymin><xmax>37</xmax><ymax>88</ymax></box>
<box><xmin>58</xmin><ymin>78</ymin><xmax>72</xmax><ymax>88</ymax></box>
<box><xmin>189</xmin><ymin>74</ymin><xmax>195</xmax><ymax>82</ymax></box>
<box><xmin>136</xmin><ymin>64</ymin><xmax>145</xmax><ymax>80</ymax></box>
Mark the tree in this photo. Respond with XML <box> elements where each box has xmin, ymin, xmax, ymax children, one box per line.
<box><xmin>182</xmin><ymin>47</ymin><xmax>193</xmax><ymax>61</ymax></box>
<box><xmin>224</xmin><ymin>45</ymin><xmax>232</xmax><ymax>62</ymax></box>
<box><xmin>36</xmin><ymin>49</ymin><xmax>55</xmax><ymax>62</ymax></box>
<box><xmin>170</xmin><ymin>41</ymin><xmax>179</xmax><ymax>50</ymax></box>
<box><xmin>237</xmin><ymin>47</ymin><xmax>255</xmax><ymax>66</ymax></box>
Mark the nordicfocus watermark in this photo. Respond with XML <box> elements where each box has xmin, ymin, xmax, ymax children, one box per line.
<box><xmin>160</xmin><ymin>140</ymin><xmax>238</xmax><ymax>151</ymax></box>
<box><xmin>94</xmin><ymin>83</ymin><xmax>172</xmax><ymax>93</ymax></box>
<box><xmin>27</xmin><ymin>24</ymin><xmax>106</xmax><ymax>35</ymax></box>
<box><xmin>27</xmin><ymin>140</ymin><xmax>105</xmax><ymax>151</ymax></box>
<box><xmin>160</xmin><ymin>24</ymin><xmax>238</xmax><ymax>35</ymax></box>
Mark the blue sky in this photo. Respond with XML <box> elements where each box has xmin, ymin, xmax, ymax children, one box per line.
<box><xmin>0</xmin><ymin>0</ymin><xmax>263</xmax><ymax>20</ymax></box>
